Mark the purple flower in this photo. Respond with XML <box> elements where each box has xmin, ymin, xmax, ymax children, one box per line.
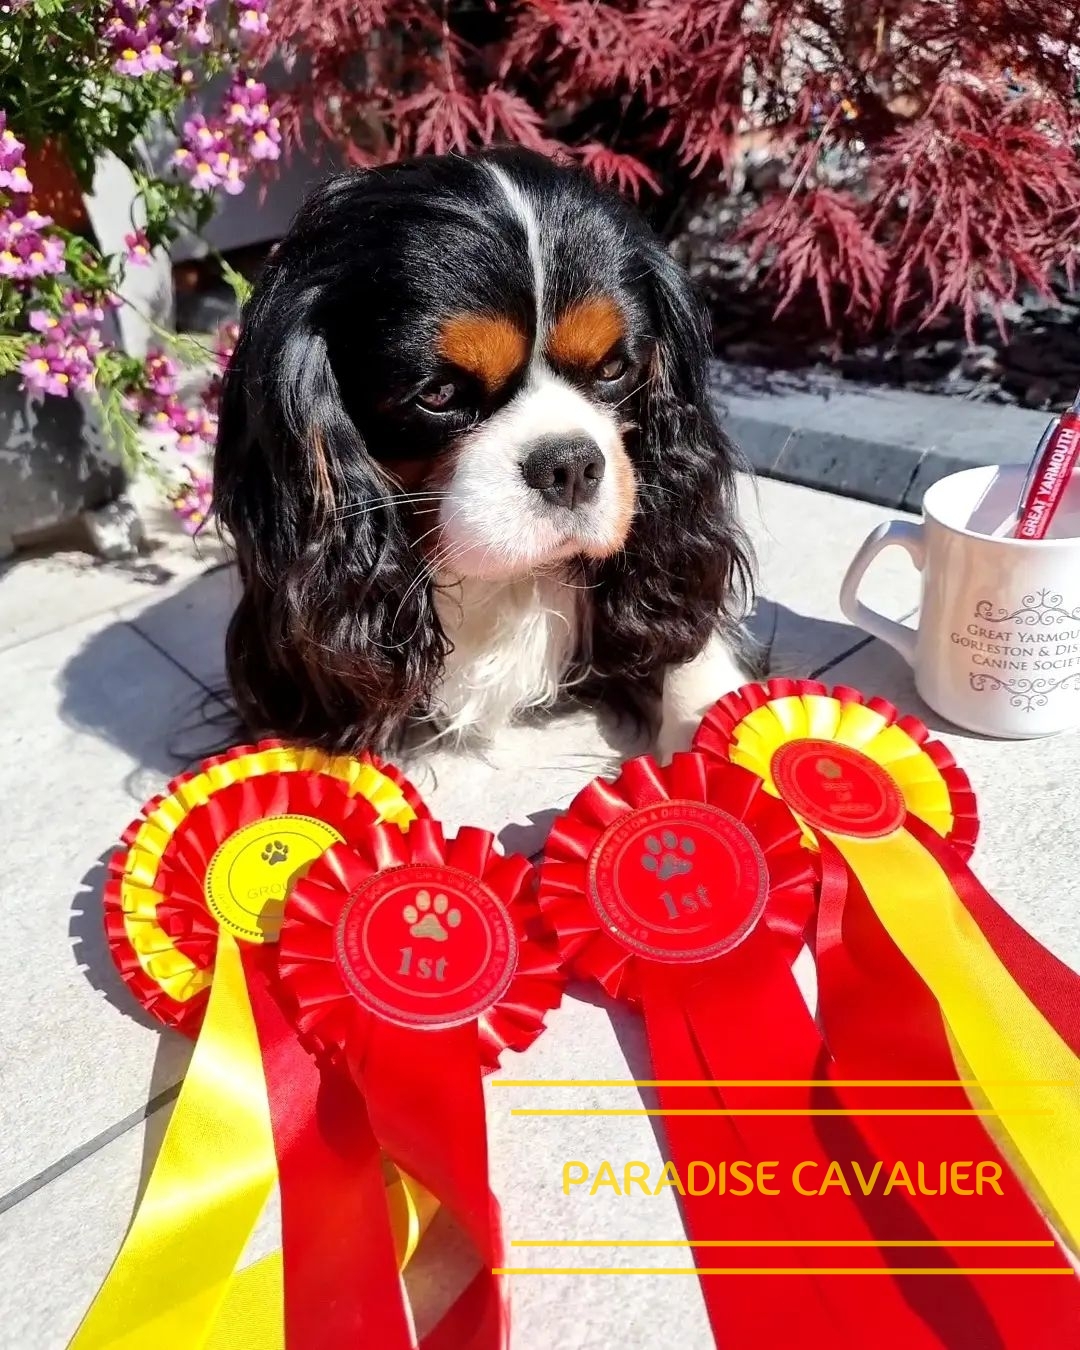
<box><xmin>21</xmin><ymin>348</ymin><xmax>71</xmax><ymax>397</ymax></box>
<box><xmin>238</xmin><ymin>3</ymin><xmax>269</xmax><ymax>37</ymax></box>
<box><xmin>124</xmin><ymin>230</ymin><xmax>153</xmax><ymax>266</ymax></box>
<box><xmin>0</xmin><ymin>112</ymin><xmax>31</xmax><ymax>193</ymax></box>
<box><xmin>15</xmin><ymin>234</ymin><xmax>66</xmax><ymax>278</ymax></box>
<box><xmin>169</xmin><ymin>469</ymin><xmax>214</xmax><ymax>533</ymax></box>
<box><xmin>249</xmin><ymin>121</ymin><xmax>282</xmax><ymax>162</ymax></box>
<box><xmin>144</xmin><ymin>349</ymin><xmax>179</xmax><ymax>397</ymax></box>
<box><xmin>28</xmin><ymin>310</ymin><xmax>60</xmax><ymax>335</ymax></box>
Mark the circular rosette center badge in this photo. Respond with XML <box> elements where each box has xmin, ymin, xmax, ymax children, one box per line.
<box><xmin>334</xmin><ymin>863</ymin><xmax>518</xmax><ymax>1028</ymax></box>
<box><xmin>770</xmin><ymin>739</ymin><xmax>905</xmax><ymax>838</ymax></box>
<box><xmin>586</xmin><ymin>801</ymin><xmax>767</xmax><ymax>963</ymax></box>
<box><xmin>205</xmin><ymin>814</ymin><xmax>344</xmax><ymax>943</ymax></box>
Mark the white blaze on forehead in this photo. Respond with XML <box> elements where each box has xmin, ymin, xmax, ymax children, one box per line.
<box><xmin>484</xmin><ymin>160</ymin><xmax>546</xmax><ymax>339</ymax></box>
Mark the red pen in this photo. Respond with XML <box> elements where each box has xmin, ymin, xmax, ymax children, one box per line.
<box><xmin>1012</xmin><ymin>386</ymin><xmax>1080</xmax><ymax>539</ymax></box>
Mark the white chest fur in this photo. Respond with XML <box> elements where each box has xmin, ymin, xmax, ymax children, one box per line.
<box><xmin>431</xmin><ymin>574</ymin><xmax>581</xmax><ymax>742</ymax></box>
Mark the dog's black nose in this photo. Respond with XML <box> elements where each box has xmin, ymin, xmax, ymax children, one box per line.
<box><xmin>521</xmin><ymin>436</ymin><xmax>605</xmax><ymax>509</ymax></box>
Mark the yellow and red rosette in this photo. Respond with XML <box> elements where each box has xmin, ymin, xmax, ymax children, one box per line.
<box><xmin>278</xmin><ymin>817</ymin><xmax>565</xmax><ymax>1350</ymax></box>
<box><xmin>537</xmin><ymin>752</ymin><xmax>945</xmax><ymax>1350</ymax></box>
<box><xmin>694</xmin><ymin>679</ymin><xmax>1080</xmax><ymax>1259</ymax></box>
<box><xmin>103</xmin><ymin>739</ymin><xmax>427</xmax><ymax>1034</ymax></box>
<box><xmin>81</xmin><ymin>742</ymin><xmax>434</xmax><ymax>1350</ymax></box>
<box><xmin>694</xmin><ymin>677</ymin><xmax>979</xmax><ymax>857</ymax></box>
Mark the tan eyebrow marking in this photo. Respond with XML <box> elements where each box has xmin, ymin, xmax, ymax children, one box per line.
<box><xmin>437</xmin><ymin>313</ymin><xmax>528</xmax><ymax>393</ymax></box>
<box><xmin>546</xmin><ymin>295</ymin><xmax>626</xmax><ymax>370</ymax></box>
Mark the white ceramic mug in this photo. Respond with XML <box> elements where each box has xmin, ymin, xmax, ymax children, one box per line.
<box><xmin>840</xmin><ymin>464</ymin><xmax>1080</xmax><ymax>738</ymax></box>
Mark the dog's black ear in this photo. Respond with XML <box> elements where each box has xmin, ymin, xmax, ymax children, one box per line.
<box><xmin>582</xmin><ymin>244</ymin><xmax>754</xmax><ymax>713</ymax></box>
<box><xmin>213</xmin><ymin>254</ymin><xmax>446</xmax><ymax>752</ymax></box>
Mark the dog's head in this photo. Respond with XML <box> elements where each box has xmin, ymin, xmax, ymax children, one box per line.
<box><xmin>215</xmin><ymin>149</ymin><xmax>751</xmax><ymax>750</ymax></box>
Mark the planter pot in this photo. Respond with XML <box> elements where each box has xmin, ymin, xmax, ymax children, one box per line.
<box><xmin>25</xmin><ymin>139</ymin><xmax>91</xmax><ymax>233</ymax></box>
<box><xmin>0</xmin><ymin>376</ymin><xmax>142</xmax><ymax>560</ymax></box>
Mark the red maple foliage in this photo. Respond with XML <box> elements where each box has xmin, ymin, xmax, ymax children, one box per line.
<box><xmin>255</xmin><ymin>1</ymin><xmax>1080</xmax><ymax>337</ymax></box>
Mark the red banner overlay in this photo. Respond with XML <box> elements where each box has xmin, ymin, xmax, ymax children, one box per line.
<box><xmin>537</xmin><ymin>751</ymin><xmax>983</xmax><ymax>1349</ymax></box>
<box><xmin>692</xmin><ymin>680</ymin><xmax>1080</xmax><ymax>1344</ymax></box>
<box><xmin>278</xmin><ymin>820</ymin><xmax>566</xmax><ymax>1350</ymax></box>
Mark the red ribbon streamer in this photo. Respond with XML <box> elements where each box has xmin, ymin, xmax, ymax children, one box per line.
<box><xmin>815</xmin><ymin>840</ymin><xmax>1080</xmax><ymax>1345</ymax></box>
<box><xmin>539</xmin><ymin>753</ymin><xmax>943</xmax><ymax>1349</ymax></box>
<box><xmin>277</xmin><ymin>820</ymin><xmax>565</xmax><ymax>1350</ymax></box>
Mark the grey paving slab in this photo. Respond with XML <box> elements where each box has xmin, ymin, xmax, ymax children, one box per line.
<box><xmin>0</xmin><ymin>1108</ymin><xmax>282</xmax><ymax>1350</ymax></box>
<box><xmin>0</xmin><ymin>614</ymin><xmax>226</xmax><ymax>1196</ymax></box>
<box><xmin>742</xmin><ymin>476</ymin><xmax>920</xmax><ymax>679</ymax></box>
<box><xmin>0</xmin><ymin>987</ymin><xmax>711</xmax><ymax>1350</ymax></box>
<box><xmin>126</xmin><ymin>562</ymin><xmax>237</xmax><ymax>692</ymax></box>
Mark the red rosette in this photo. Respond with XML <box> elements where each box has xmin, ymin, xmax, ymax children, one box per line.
<box><xmin>278</xmin><ymin>818</ymin><xmax>565</xmax><ymax>1074</ymax></box>
<box><xmin>693</xmin><ymin>677</ymin><xmax>980</xmax><ymax>859</ymax></box>
<box><xmin>277</xmin><ymin>818</ymin><xmax>565</xmax><ymax>1350</ymax></box>
<box><xmin>538</xmin><ymin>750</ymin><xmax>817</xmax><ymax>1004</ymax></box>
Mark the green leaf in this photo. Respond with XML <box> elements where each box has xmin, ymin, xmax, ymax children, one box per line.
<box><xmin>219</xmin><ymin>257</ymin><xmax>253</xmax><ymax>307</ymax></box>
<box><xmin>0</xmin><ymin>334</ymin><xmax>30</xmax><ymax>378</ymax></box>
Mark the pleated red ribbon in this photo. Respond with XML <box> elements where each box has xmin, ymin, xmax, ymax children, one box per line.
<box><xmin>537</xmin><ymin>752</ymin><xmax>950</xmax><ymax>1350</ymax></box>
<box><xmin>276</xmin><ymin>818</ymin><xmax>566</xmax><ymax>1350</ymax></box>
<box><xmin>814</xmin><ymin>840</ymin><xmax>1080</xmax><ymax>1346</ymax></box>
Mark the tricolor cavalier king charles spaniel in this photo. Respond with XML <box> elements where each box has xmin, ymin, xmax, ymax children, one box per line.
<box><xmin>214</xmin><ymin>149</ymin><xmax>756</xmax><ymax>759</ymax></box>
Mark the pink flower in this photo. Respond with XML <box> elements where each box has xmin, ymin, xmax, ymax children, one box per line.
<box><xmin>124</xmin><ymin>230</ymin><xmax>153</xmax><ymax>266</ymax></box>
<box><xmin>17</xmin><ymin>235</ymin><xmax>66</xmax><ymax>278</ymax></box>
<box><xmin>249</xmin><ymin>121</ymin><xmax>282</xmax><ymax>162</ymax></box>
<box><xmin>238</xmin><ymin>4</ymin><xmax>268</xmax><ymax>36</ymax></box>
<box><xmin>144</xmin><ymin>349</ymin><xmax>179</xmax><ymax>397</ymax></box>
<box><xmin>0</xmin><ymin>112</ymin><xmax>31</xmax><ymax>193</ymax></box>
<box><xmin>28</xmin><ymin>310</ymin><xmax>60</xmax><ymax>334</ymax></box>
<box><xmin>21</xmin><ymin>349</ymin><xmax>72</xmax><ymax>398</ymax></box>
<box><xmin>67</xmin><ymin>294</ymin><xmax>106</xmax><ymax>328</ymax></box>
<box><xmin>170</xmin><ymin>470</ymin><xmax>214</xmax><ymax>533</ymax></box>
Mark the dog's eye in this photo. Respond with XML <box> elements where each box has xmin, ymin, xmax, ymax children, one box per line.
<box><xmin>595</xmin><ymin>355</ymin><xmax>629</xmax><ymax>383</ymax></box>
<box><xmin>416</xmin><ymin>381</ymin><xmax>459</xmax><ymax>411</ymax></box>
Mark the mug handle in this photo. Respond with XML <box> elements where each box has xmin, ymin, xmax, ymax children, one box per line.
<box><xmin>839</xmin><ymin>519</ymin><xmax>925</xmax><ymax>665</ymax></box>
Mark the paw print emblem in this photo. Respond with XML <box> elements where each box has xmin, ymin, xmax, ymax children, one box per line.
<box><xmin>261</xmin><ymin>840</ymin><xmax>289</xmax><ymax>866</ymax></box>
<box><xmin>641</xmin><ymin>831</ymin><xmax>695</xmax><ymax>882</ymax></box>
<box><xmin>402</xmin><ymin>890</ymin><xmax>461</xmax><ymax>942</ymax></box>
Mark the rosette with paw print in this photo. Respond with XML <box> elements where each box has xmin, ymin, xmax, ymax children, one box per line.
<box><xmin>278</xmin><ymin>817</ymin><xmax>565</xmax><ymax>1350</ymax></box>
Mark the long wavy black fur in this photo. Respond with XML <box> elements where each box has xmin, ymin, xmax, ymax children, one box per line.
<box><xmin>213</xmin><ymin>151</ymin><xmax>753</xmax><ymax>753</ymax></box>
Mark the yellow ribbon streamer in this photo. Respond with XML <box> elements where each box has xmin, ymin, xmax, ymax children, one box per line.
<box><xmin>831</xmin><ymin>828</ymin><xmax>1080</xmax><ymax>1249</ymax></box>
<box><xmin>71</xmin><ymin>933</ymin><xmax>276</xmax><ymax>1349</ymax></box>
<box><xmin>709</xmin><ymin>686</ymin><xmax>1080</xmax><ymax>1249</ymax></box>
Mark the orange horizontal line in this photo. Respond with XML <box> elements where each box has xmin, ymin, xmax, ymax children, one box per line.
<box><xmin>494</xmin><ymin>1268</ymin><xmax>1075</xmax><ymax>1277</ymax></box>
<box><xmin>509</xmin><ymin>1108</ymin><xmax>1048</xmax><ymax>1117</ymax></box>
<box><xmin>493</xmin><ymin>1079</ymin><xmax>1072</xmax><ymax>1089</ymax></box>
<box><xmin>510</xmin><ymin>1240</ymin><xmax>1057</xmax><ymax>1249</ymax></box>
